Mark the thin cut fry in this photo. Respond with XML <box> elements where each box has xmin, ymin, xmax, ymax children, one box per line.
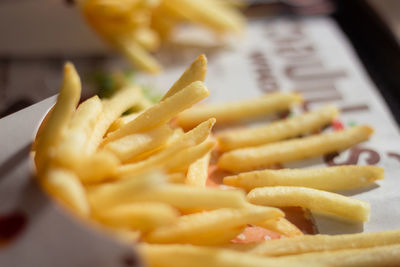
<box><xmin>89</xmin><ymin>183</ymin><xmax>248</xmax><ymax>212</ymax></box>
<box><xmin>42</xmin><ymin>168</ymin><xmax>89</xmax><ymax>216</ymax></box>
<box><xmin>139</xmin><ymin>244</ymin><xmax>303</xmax><ymax>267</ymax></box>
<box><xmin>229</xmin><ymin>229</ymin><xmax>400</xmax><ymax>256</ymax></box>
<box><xmin>185</xmin><ymin>150</ymin><xmax>211</xmax><ymax>187</ymax></box>
<box><xmin>217</xmin><ymin>106</ymin><xmax>338</xmax><ymax>151</ymax></box>
<box><xmin>165</xmin><ymin>140</ymin><xmax>215</xmax><ymax>172</ymax></box>
<box><xmin>218</xmin><ymin>125</ymin><xmax>374</xmax><ymax>172</ymax></box>
<box><xmin>162</xmin><ymin>54</ymin><xmax>207</xmax><ymax>100</ymax></box>
<box><xmin>146</xmin><ymin>206</ymin><xmax>283</xmax><ymax>245</ymax></box>
<box><xmin>104</xmin><ymin>81</ymin><xmax>209</xmax><ymax>143</ymax></box>
<box><xmin>256</xmin><ymin>217</ymin><xmax>303</xmax><ymax>237</ymax></box>
<box><xmin>104</xmin><ymin>124</ymin><xmax>174</xmax><ymax>162</ymax></box>
<box><xmin>55</xmin><ymin>95</ymin><xmax>102</xmax><ymax>167</ymax></box>
<box><xmin>95</xmin><ymin>202</ymin><xmax>179</xmax><ymax>232</ymax></box>
<box><xmin>224</xmin><ymin>165</ymin><xmax>384</xmax><ymax>191</ymax></box>
<box><xmin>35</xmin><ymin>63</ymin><xmax>81</xmax><ymax>173</ymax></box>
<box><xmin>177</xmin><ymin>93</ymin><xmax>302</xmax><ymax>129</ymax></box>
<box><xmin>118</xmin><ymin>118</ymin><xmax>215</xmax><ymax>176</ymax></box>
<box><xmin>247</xmin><ymin>186</ymin><xmax>370</xmax><ymax>222</ymax></box>
<box><xmin>87</xmin><ymin>86</ymin><xmax>142</xmax><ymax>153</ymax></box>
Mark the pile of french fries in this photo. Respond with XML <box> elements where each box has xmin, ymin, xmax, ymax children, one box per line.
<box><xmin>77</xmin><ymin>0</ymin><xmax>244</xmax><ymax>73</ymax></box>
<box><xmin>33</xmin><ymin>56</ymin><xmax>400</xmax><ymax>266</ymax></box>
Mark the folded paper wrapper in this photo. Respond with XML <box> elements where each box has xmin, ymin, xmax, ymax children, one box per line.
<box><xmin>1</xmin><ymin>14</ymin><xmax>400</xmax><ymax>267</ymax></box>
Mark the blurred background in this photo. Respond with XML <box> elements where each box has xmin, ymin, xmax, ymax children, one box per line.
<box><xmin>0</xmin><ymin>0</ymin><xmax>399</xmax><ymax>125</ymax></box>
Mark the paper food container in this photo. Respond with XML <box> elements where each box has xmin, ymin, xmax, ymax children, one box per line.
<box><xmin>1</xmin><ymin>17</ymin><xmax>400</xmax><ymax>266</ymax></box>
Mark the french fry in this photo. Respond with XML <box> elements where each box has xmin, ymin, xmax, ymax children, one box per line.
<box><xmin>165</xmin><ymin>140</ymin><xmax>215</xmax><ymax>172</ymax></box>
<box><xmin>35</xmin><ymin>63</ymin><xmax>81</xmax><ymax>173</ymax></box>
<box><xmin>95</xmin><ymin>202</ymin><xmax>179</xmax><ymax>232</ymax></box>
<box><xmin>55</xmin><ymin>95</ymin><xmax>102</xmax><ymax>167</ymax></box>
<box><xmin>218</xmin><ymin>125</ymin><xmax>374</xmax><ymax>172</ymax></box>
<box><xmin>167</xmin><ymin>172</ymin><xmax>186</xmax><ymax>184</ymax></box>
<box><xmin>107</xmin><ymin>112</ymin><xmax>140</xmax><ymax>133</ymax></box>
<box><xmin>229</xmin><ymin>229</ymin><xmax>400</xmax><ymax>256</ymax></box>
<box><xmin>89</xmin><ymin>182</ymin><xmax>248</xmax><ymax>212</ymax></box>
<box><xmin>217</xmin><ymin>106</ymin><xmax>338</xmax><ymax>151</ymax></box>
<box><xmin>256</xmin><ymin>217</ymin><xmax>303</xmax><ymax>237</ymax></box>
<box><xmin>104</xmin><ymin>81</ymin><xmax>210</xmax><ymax>144</ymax></box>
<box><xmin>42</xmin><ymin>168</ymin><xmax>89</xmax><ymax>216</ymax></box>
<box><xmin>247</xmin><ymin>186</ymin><xmax>370</xmax><ymax>222</ymax></box>
<box><xmin>104</xmin><ymin>124</ymin><xmax>174</xmax><ymax>162</ymax></box>
<box><xmin>87</xmin><ymin>86</ymin><xmax>142</xmax><ymax>153</ymax></box>
<box><xmin>73</xmin><ymin>151</ymin><xmax>120</xmax><ymax>184</ymax></box>
<box><xmin>118</xmin><ymin>118</ymin><xmax>215</xmax><ymax>176</ymax></box>
<box><xmin>177</xmin><ymin>93</ymin><xmax>302</xmax><ymax>129</ymax></box>
<box><xmin>161</xmin><ymin>54</ymin><xmax>207</xmax><ymax>100</ymax></box>
<box><xmin>224</xmin><ymin>165</ymin><xmax>384</xmax><ymax>191</ymax></box>
<box><xmin>185</xmin><ymin>150</ymin><xmax>211</xmax><ymax>187</ymax></box>
<box><xmin>284</xmin><ymin>243</ymin><xmax>400</xmax><ymax>266</ymax></box>
<box><xmin>104</xmin><ymin>227</ymin><xmax>141</xmax><ymax>244</ymax></box>
<box><xmin>133</xmin><ymin>27</ymin><xmax>161</xmax><ymax>51</ymax></box>
<box><xmin>162</xmin><ymin>0</ymin><xmax>244</xmax><ymax>33</ymax></box>
<box><xmin>186</xmin><ymin>226</ymin><xmax>245</xmax><ymax>246</ymax></box>
<box><xmin>146</xmin><ymin>206</ymin><xmax>283</xmax><ymax>245</ymax></box>
<box><xmin>138</xmin><ymin>244</ymin><xmax>303</xmax><ymax>267</ymax></box>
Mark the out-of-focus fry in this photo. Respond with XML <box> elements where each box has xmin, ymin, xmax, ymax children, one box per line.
<box><xmin>162</xmin><ymin>0</ymin><xmax>244</xmax><ymax>33</ymax></box>
<box><xmin>284</xmin><ymin>243</ymin><xmax>400</xmax><ymax>266</ymax></box>
<box><xmin>104</xmin><ymin>227</ymin><xmax>141</xmax><ymax>244</ymax></box>
<box><xmin>118</xmin><ymin>118</ymin><xmax>215</xmax><ymax>176</ymax></box>
<box><xmin>167</xmin><ymin>172</ymin><xmax>186</xmax><ymax>184</ymax></box>
<box><xmin>95</xmin><ymin>202</ymin><xmax>179</xmax><ymax>232</ymax></box>
<box><xmin>139</xmin><ymin>244</ymin><xmax>302</xmax><ymax>267</ymax></box>
<box><xmin>218</xmin><ymin>125</ymin><xmax>374</xmax><ymax>172</ymax></box>
<box><xmin>104</xmin><ymin>81</ymin><xmax>210</xmax><ymax>143</ymax></box>
<box><xmin>133</xmin><ymin>27</ymin><xmax>161</xmax><ymax>51</ymax></box>
<box><xmin>229</xmin><ymin>229</ymin><xmax>400</xmax><ymax>257</ymax></box>
<box><xmin>55</xmin><ymin>95</ymin><xmax>102</xmax><ymax>167</ymax></box>
<box><xmin>104</xmin><ymin>124</ymin><xmax>174</xmax><ymax>162</ymax></box>
<box><xmin>185</xmin><ymin>151</ymin><xmax>211</xmax><ymax>187</ymax></box>
<box><xmin>177</xmin><ymin>93</ymin><xmax>302</xmax><ymax>129</ymax></box>
<box><xmin>224</xmin><ymin>165</ymin><xmax>384</xmax><ymax>191</ymax></box>
<box><xmin>35</xmin><ymin>63</ymin><xmax>81</xmax><ymax>173</ymax></box>
<box><xmin>87</xmin><ymin>86</ymin><xmax>142</xmax><ymax>153</ymax></box>
<box><xmin>42</xmin><ymin>168</ymin><xmax>89</xmax><ymax>216</ymax></box>
<box><xmin>73</xmin><ymin>151</ymin><xmax>120</xmax><ymax>184</ymax></box>
<box><xmin>89</xmin><ymin>183</ymin><xmax>248</xmax><ymax>212</ymax></box>
<box><xmin>247</xmin><ymin>186</ymin><xmax>370</xmax><ymax>222</ymax></box>
<box><xmin>165</xmin><ymin>140</ymin><xmax>215</xmax><ymax>172</ymax></box>
<box><xmin>146</xmin><ymin>206</ymin><xmax>283</xmax><ymax>245</ymax></box>
<box><xmin>162</xmin><ymin>54</ymin><xmax>207</xmax><ymax>100</ymax></box>
<box><xmin>217</xmin><ymin>106</ymin><xmax>338</xmax><ymax>151</ymax></box>
<box><xmin>256</xmin><ymin>217</ymin><xmax>303</xmax><ymax>237</ymax></box>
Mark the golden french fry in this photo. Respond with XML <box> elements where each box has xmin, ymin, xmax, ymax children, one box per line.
<box><xmin>217</xmin><ymin>106</ymin><xmax>338</xmax><ymax>151</ymax></box>
<box><xmin>138</xmin><ymin>244</ymin><xmax>303</xmax><ymax>267</ymax></box>
<box><xmin>162</xmin><ymin>54</ymin><xmax>207</xmax><ymax>100</ymax></box>
<box><xmin>224</xmin><ymin>165</ymin><xmax>384</xmax><ymax>191</ymax></box>
<box><xmin>104</xmin><ymin>81</ymin><xmax>210</xmax><ymax>143</ymax></box>
<box><xmin>186</xmin><ymin>226</ymin><xmax>245</xmax><ymax>246</ymax></box>
<box><xmin>133</xmin><ymin>27</ymin><xmax>161</xmax><ymax>51</ymax></box>
<box><xmin>185</xmin><ymin>150</ymin><xmax>211</xmax><ymax>187</ymax></box>
<box><xmin>118</xmin><ymin>118</ymin><xmax>215</xmax><ymax>176</ymax></box>
<box><xmin>162</xmin><ymin>0</ymin><xmax>244</xmax><ymax>33</ymax></box>
<box><xmin>103</xmin><ymin>227</ymin><xmax>141</xmax><ymax>244</ymax></box>
<box><xmin>89</xmin><ymin>181</ymin><xmax>248</xmax><ymax>212</ymax></box>
<box><xmin>73</xmin><ymin>151</ymin><xmax>120</xmax><ymax>184</ymax></box>
<box><xmin>146</xmin><ymin>206</ymin><xmax>283</xmax><ymax>245</ymax></box>
<box><xmin>256</xmin><ymin>217</ymin><xmax>303</xmax><ymax>237</ymax></box>
<box><xmin>229</xmin><ymin>229</ymin><xmax>400</xmax><ymax>257</ymax></box>
<box><xmin>95</xmin><ymin>202</ymin><xmax>179</xmax><ymax>232</ymax></box>
<box><xmin>167</xmin><ymin>172</ymin><xmax>186</xmax><ymax>184</ymax></box>
<box><xmin>35</xmin><ymin>63</ymin><xmax>81</xmax><ymax>173</ymax></box>
<box><xmin>247</xmin><ymin>186</ymin><xmax>370</xmax><ymax>222</ymax></box>
<box><xmin>55</xmin><ymin>95</ymin><xmax>103</xmax><ymax>167</ymax></box>
<box><xmin>177</xmin><ymin>93</ymin><xmax>302</xmax><ymax>129</ymax></box>
<box><xmin>107</xmin><ymin>112</ymin><xmax>140</xmax><ymax>134</ymax></box>
<box><xmin>218</xmin><ymin>125</ymin><xmax>374</xmax><ymax>172</ymax></box>
<box><xmin>42</xmin><ymin>168</ymin><xmax>89</xmax><ymax>216</ymax></box>
<box><xmin>87</xmin><ymin>86</ymin><xmax>142</xmax><ymax>153</ymax></box>
<box><xmin>284</xmin><ymin>243</ymin><xmax>400</xmax><ymax>266</ymax></box>
<box><xmin>104</xmin><ymin>124</ymin><xmax>174</xmax><ymax>162</ymax></box>
<box><xmin>165</xmin><ymin>140</ymin><xmax>215</xmax><ymax>172</ymax></box>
